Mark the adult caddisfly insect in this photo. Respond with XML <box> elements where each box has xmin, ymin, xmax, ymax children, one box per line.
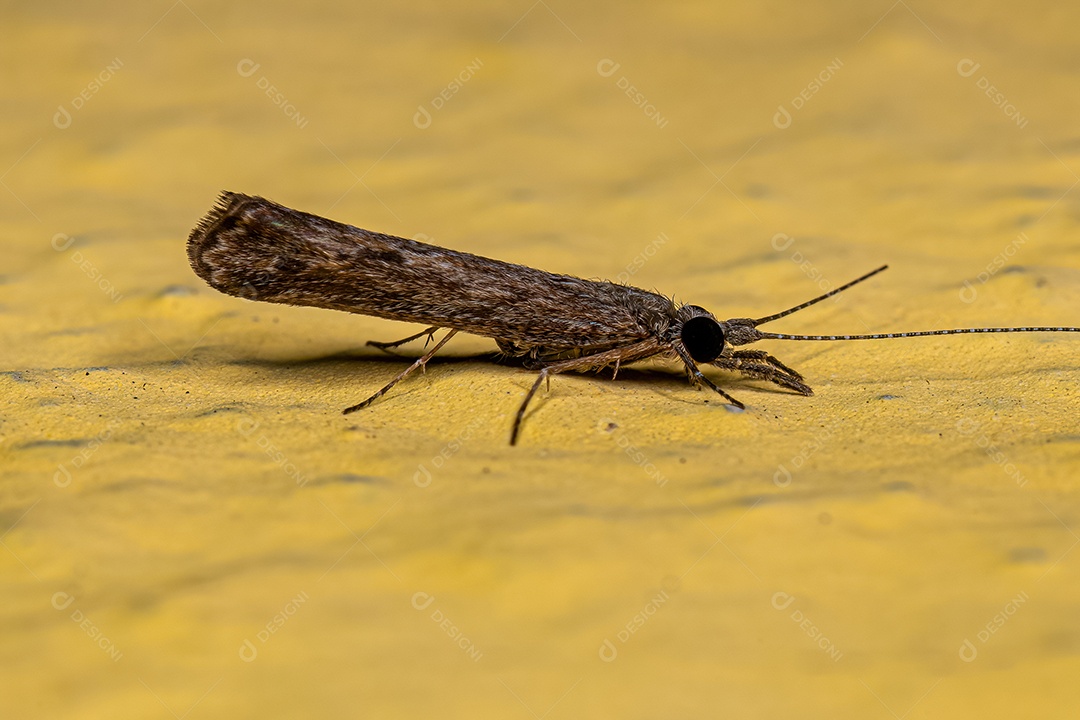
<box><xmin>187</xmin><ymin>192</ymin><xmax>1080</xmax><ymax>444</ymax></box>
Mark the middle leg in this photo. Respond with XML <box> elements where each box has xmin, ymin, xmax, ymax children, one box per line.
<box><xmin>509</xmin><ymin>339</ymin><xmax>664</xmax><ymax>445</ymax></box>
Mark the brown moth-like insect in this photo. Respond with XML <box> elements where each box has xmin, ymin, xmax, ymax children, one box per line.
<box><xmin>187</xmin><ymin>192</ymin><xmax>1080</xmax><ymax>445</ymax></box>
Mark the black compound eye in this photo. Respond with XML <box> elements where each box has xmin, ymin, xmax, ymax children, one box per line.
<box><xmin>681</xmin><ymin>316</ymin><xmax>726</xmax><ymax>363</ymax></box>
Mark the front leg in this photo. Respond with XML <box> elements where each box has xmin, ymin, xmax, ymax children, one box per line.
<box><xmin>672</xmin><ymin>344</ymin><xmax>746</xmax><ymax>409</ymax></box>
<box><xmin>727</xmin><ymin>349</ymin><xmax>803</xmax><ymax>380</ymax></box>
<box><xmin>712</xmin><ymin>352</ymin><xmax>813</xmax><ymax>396</ymax></box>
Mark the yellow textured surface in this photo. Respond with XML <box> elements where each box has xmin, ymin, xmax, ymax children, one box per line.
<box><xmin>3</xmin><ymin>2</ymin><xmax>1080</xmax><ymax>718</ymax></box>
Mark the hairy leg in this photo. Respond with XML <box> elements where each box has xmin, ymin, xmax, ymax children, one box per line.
<box><xmin>711</xmin><ymin>352</ymin><xmax>812</xmax><ymax>396</ymax></box>
<box><xmin>510</xmin><ymin>339</ymin><xmax>664</xmax><ymax>445</ymax></box>
<box><xmin>726</xmin><ymin>349</ymin><xmax>804</xmax><ymax>380</ymax></box>
<box><xmin>672</xmin><ymin>344</ymin><xmax>745</xmax><ymax>408</ymax></box>
<box><xmin>344</xmin><ymin>330</ymin><xmax>458</xmax><ymax>414</ymax></box>
<box><xmin>366</xmin><ymin>326</ymin><xmax>442</xmax><ymax>352</ymax></box>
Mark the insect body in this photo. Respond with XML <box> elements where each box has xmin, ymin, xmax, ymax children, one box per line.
<box><xmin>187</xmin><ymin>192</ymin><xmax>1080</xmax><ymax>444</ymax></box>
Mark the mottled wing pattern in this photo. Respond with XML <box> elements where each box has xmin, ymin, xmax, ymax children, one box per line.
<box><xmin>187</xmin><ymin>193</ymin><xmax>675</xmax><ymax>350</ymax></box>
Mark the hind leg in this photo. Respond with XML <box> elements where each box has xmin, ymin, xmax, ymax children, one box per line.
<box><xmin>344</xmin><ymin>330</ymin><xmax>458</xmax><ymax>414</ymax></box>
<box><xmin>366</xmin><ymin>326</ymin><xmax>442</xmax><ymax>352</ymax></box>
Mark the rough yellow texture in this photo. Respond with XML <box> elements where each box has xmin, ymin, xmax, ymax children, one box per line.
<box><xmin>4</xmin><ymin>2</ymin><xmax>1080</xmax><ymax>717</ymax></box>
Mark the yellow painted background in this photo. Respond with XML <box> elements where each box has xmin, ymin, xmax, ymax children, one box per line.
<box><xmin>3</xmin><ymin>1</ymin><xmax>1080</xmax><ymax>717</ymax></box>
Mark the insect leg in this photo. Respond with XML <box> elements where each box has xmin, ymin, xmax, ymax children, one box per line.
<box><xmin>508</xmin><ymin>339</ymin><xmax>664</xmax><ymax>445</ymax></box>
<box><xmin>673</xmin><ymin>344</ymin><xmax>745</xmax><ymax>409</ymax></box>
<box><xmin>343</xmin><ymin>329</ymin><xmax>458</xmax><ymax>414</ymax></box>
<box><xmin>726</xmin><ymin>349</ymin><xmax>804</xmax><ymax>380</ymax></box>
<box><xmin>366</xmin><ymin>326</ymin><xmax>442</xmax><ymax>352</ymax></box>
<box><xmin>511</xmin><ymin>368</ymin><xmax>550</xmax><ymax>446</ymax></box>
<box><xmin>712</xmin><ymin>356</ymin><xmax>812</xmax><ymax>395</ymax></box>
<box><xmin>716</xmin><ymin>349</ymin><xmax>812</xmax><ymax>394</ymax></box>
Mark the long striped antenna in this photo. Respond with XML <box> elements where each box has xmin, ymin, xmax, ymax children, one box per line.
<box><xmin>758</xmin><ymin>326</ymin><xmax>1080</xmax><ymax>341</ymax></box>
<box><xmin>753</xmin><ymin>265</ymin><xmax>889</xmax><ymax>326</ymax></box>
<box><xmin>753</xmin><ymin>266</ymin><xmax>1080</xmax><ymax>340</ymax></box>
